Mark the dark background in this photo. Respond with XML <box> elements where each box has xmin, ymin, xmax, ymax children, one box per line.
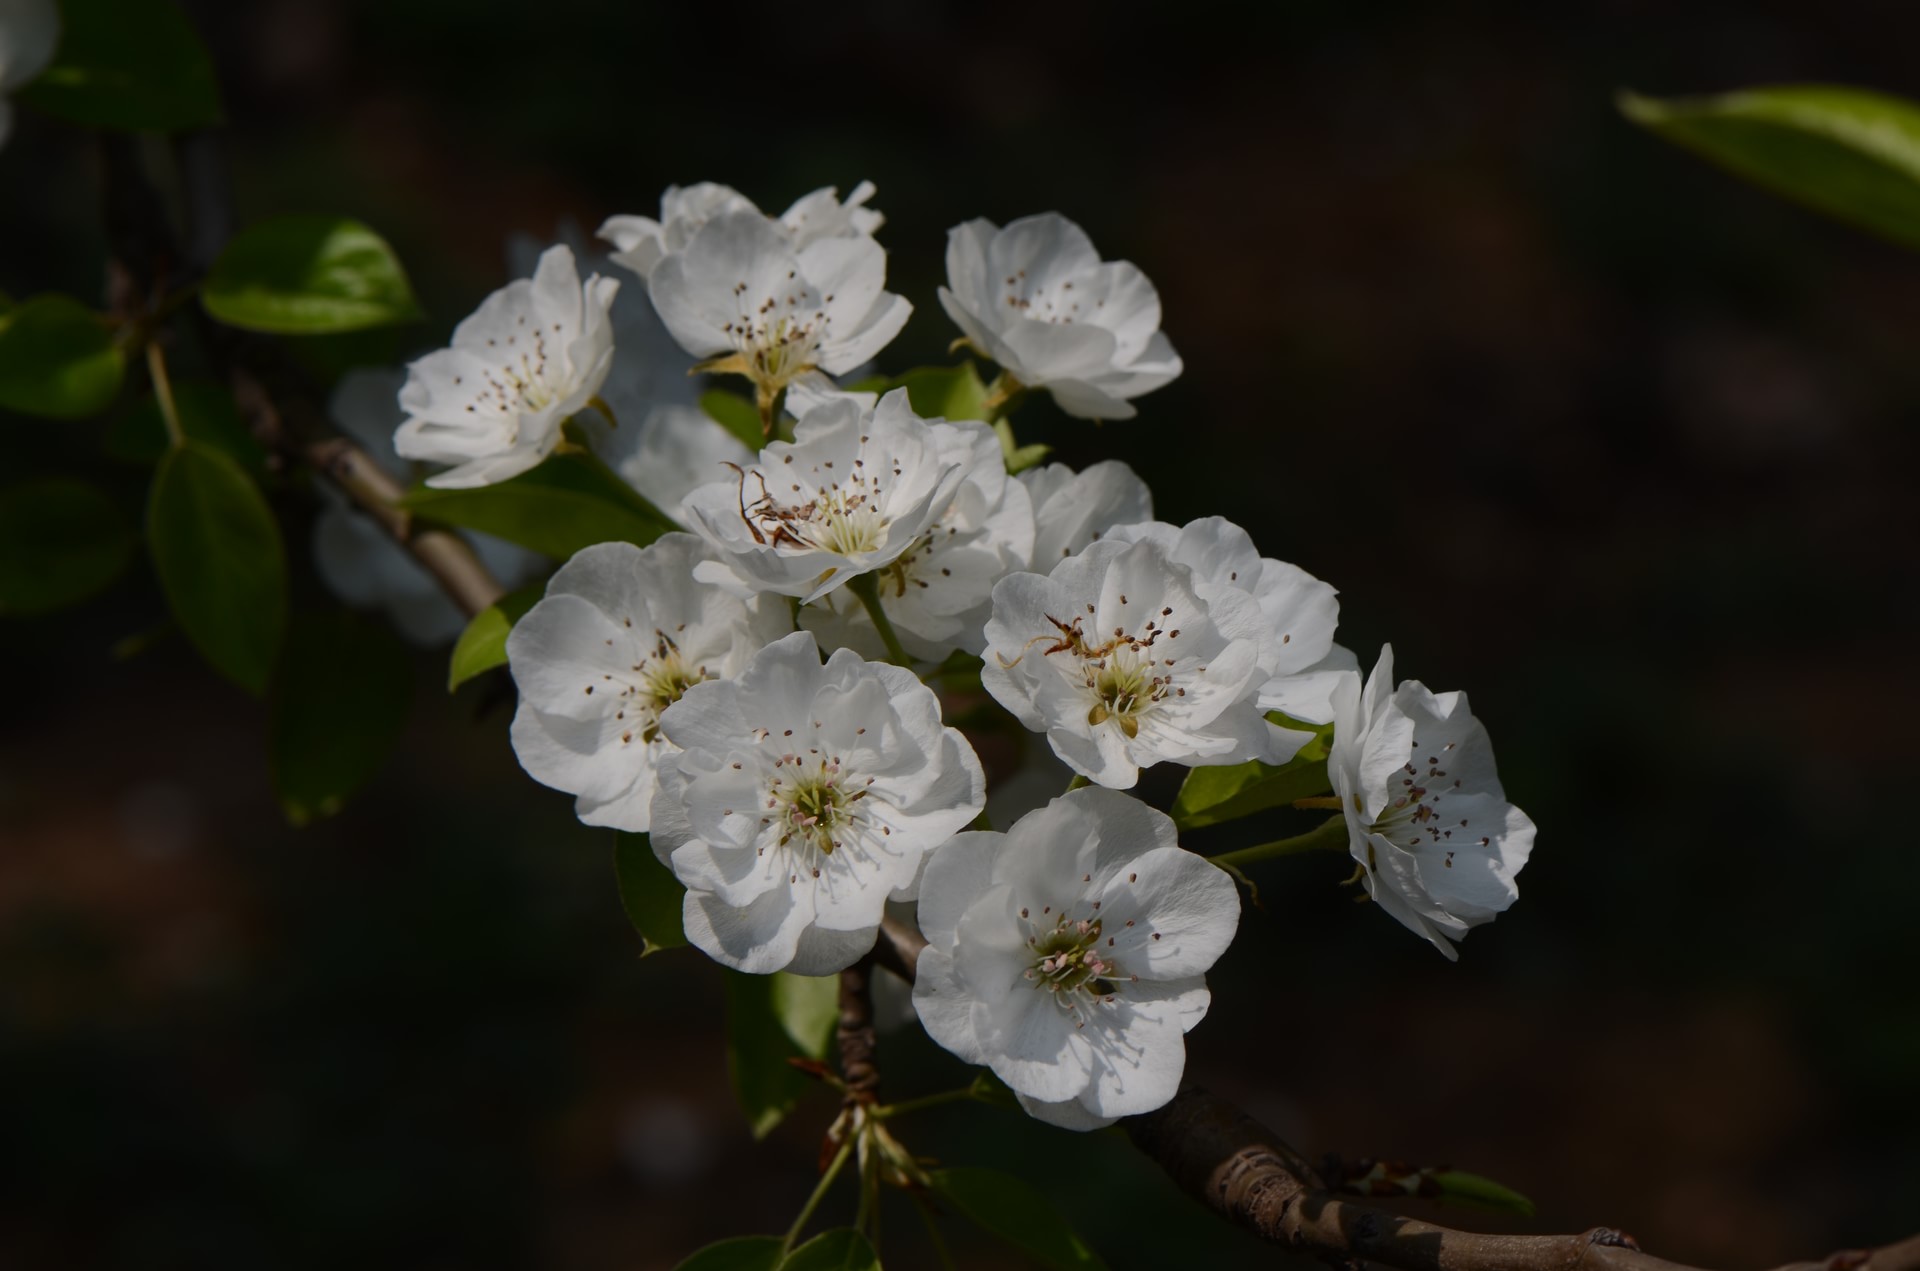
<box><xmin>3</xmin><ymin>1</ymin><xmax>1918</xmax><ymax>1267</ymax></box>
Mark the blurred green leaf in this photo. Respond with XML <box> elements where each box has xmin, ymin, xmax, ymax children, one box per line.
<box><xmin>1621</xmin><ymin>85</ymin><xmax>1920</xmax><ymax>249</ymax></box>
<box><xmin>724</xmin><ymin>970</ymin><xmax>828</xmax><ymax>1138</ymax></box>
<box><xmin>446</xmin><ymin>580</ymin><xmax>543</xmax><ymax>691</ymax></box>
<box><xmin>702</xmin><ymin>388</ymin><xmax>764</xmax><ymax>452</ymax></box>
<box><xmin>402</xmin><ymin>450</ymin><xmax>677</xmax><ymax>559</ymax></box>
<box><xmin>674</xmin><ymin>1237</ymin><xmax>784</xmax><ymax>1271</ymax></box>
<box><xmin>203</xmin><ymin>215</ymin><xmax>422</xmax><ymax>334</ymax></box>
<box><xmin>0</xmin><ymin>295</ymin><xmax>123</xmax><ymax>419</ymax></box>
<box><xmin>105</xmin><ymin>379</ymin><xmax>265</xmax><ymax>472</ymax></box>
<box><xmin>780</xmin><ymin>1230</ymin><xmax>879</xmax><ymax>1271</ymax></box>
<box><xmin>928</xmin><ymin>1167</ymin><xmax>1109</xmax><ymax>1270</ymax></box>
<box><xmin>147</xmin><ymin>441</ymin><xmax>287</xmax><ymax>696</ymax></box>
<box><xmin>1428</xmin><ymin>1170</ymin><xmax>1535</xmax><ymax>1216</ymax></box>
<box><xmin>770</xmin><ymin>972</ymin><xmax>838</xmax><ymax>1061</ymax></box>
<box><xmin>892</xmin><ymin>361</ymin><xmax>989</xmax><ymax>421</ymax></box>
<box><xmin>0</xmin><ymin>478</ymin><xmax>136</xmax><ymax>615</ymax></box>
<box><xmin>613</xmin><ymin>833</ymin><xmax>687</xmax><ymax>954</ymax></box>
<box><xmin>993</xmin><ymin>417</ymin><xmax>1051</xmax><ymax>473</ymax></box>
<box><xmin>17</xmin><ymin>0</ymin><xmax>221</xmax><ymax>132</ymax></box>
<box><xmin>269</xmin><ymin>608</ymin><xmax>413</xmax><ymax>825</ymax></box>
<box><xmin>1172</xmin><ymin>714</ymin><xmax>1334</xmax><ymax>831</ymax></box>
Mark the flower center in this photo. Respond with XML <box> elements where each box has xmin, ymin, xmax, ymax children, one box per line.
<box><xmin>1025</xmin><ymin>913</ymin><xmax>1118</xmax><ymax>999</ymax></box>
<box><xmin>734</xmin><ymin>449</ymin><xmax>894</xmax><ymax>560</ymax></box>
<box><xmin>1365</xmin><ymin>743</ymin><xmax>1483</xmax><ymax>868</ymax></box>
<box><xmin>470</xmin><ymin>325</ymin><xmax>563</xmax><ymax>421</ymax></box>
<box><xmin>769</xmin><ymin>753</ymin><xmax>862</xmax><ymax>856</ymax></box>
<box><xmin>1085</xmin><ymin>648</ymin><xmax>1167</xmax><ymax>739</ymax></box>
<box><xmin>611</xmin><ymin>635</ymin><xmax>708</xmax><ymax>747</ymax></box>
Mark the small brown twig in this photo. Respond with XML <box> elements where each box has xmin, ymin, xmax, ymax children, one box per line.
<box><xmin>836</xmin><ymin>956</ymin><xmax>881</xmax><ymax>1108</ymax></box>
<box><xmin>867</xmin><ymin>921</ymin><xmax>1917</xmax><ymax>1271</ymax></box>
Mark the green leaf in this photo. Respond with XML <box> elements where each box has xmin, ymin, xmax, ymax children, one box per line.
<box><xmin>770</xmin><ymin>972</ymin><xmax>838</xmax><ymax>1061</ymax></box>
<box><xmin>105</xmin><ymin>379</ymin><xmax>265</xmax><ymax>472</ymax></box>
<box><xmin>0</xmin><ymin>478</ymin><xmax>136</xmax><ymax>615</ymax></box>
<box><xmin>17</xmin><ymin>0</ymin><xmax>221</xmax><ymax>132</ymax></box>
<box><xmin>779</xmin><ymin>1229</ymin><xmax>880</xmax><ymax>1271</ymax></box>
<box><xmin>892</xmin><ymin>362</ymin><xmax>990</xmax><ymax>421</ymax></box>
<box><xmin>0</xmin><ymin>295</ymin><xmax>124</xmax><ymax>419</ymax></box>
<box><xmin>1171</xmin><ymin>715</ymin><xmax>1334</xmax><ymax>831</ymax></box>
<box><xmin>613</xmin><ymin>833</ymin><xmax>687</xmax><ymax>954</ymax></box>
<box><xmin>1621</xmin><ymin>85</ymin><xmax>1920</xmax><ymax>250</ymax></box>
<box><xmin>446</xmin><ymin>580</ymin><xmax>544</xmax><ymax>691</ymax></box>
<box><xmin>928</xmin><ymin>1167</ymin><xmax>1108</xmax><ymax>1271</ymax></box>
<box><xmin>402</xmin><ymin>450</ymin><xmax>676</xmax><ymax>559</ymax></box>
<box><xmin>1428</xmin><ymin>1170</ymin><xmax>1535</xmax><ymax>1216</ymax></box>
<box><xmin>269</xmin><ymin>608</ymin><xmax>414</xmax><ymax>825</ymax></box>
<box><xmin>993</xmin><ymin>417</ymin><xmax>1051</xmax><ymax>474</ymax></box>
<box><xmin>724</xmin><ymin>970</ymin><xmax>828</xmax><ymax>1138</ymax></box>
<box><xmin>702</xmin><ymin>388</ymin><xmax>765</xmax><ymax>452</ymax></box>
<box><xmin>147</xmin><ymin>441</ymin><xmax>287</xmax><ymax>696</ymax></box>
<box><xmin>673</xmin><ymin>1236</ymin><xmax>784</xmax><ymax>1271</ymax></box>
<box><xmin>203</xmin><ymin>216</ymin><xmax>422</xmax><ymax>334</ymax></box>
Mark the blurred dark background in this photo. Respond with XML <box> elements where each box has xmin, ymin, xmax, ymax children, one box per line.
<box><xmin>4</xmin><ymin>1</ymin><xmax>1919</xmax><ymax>1267</ymax></box>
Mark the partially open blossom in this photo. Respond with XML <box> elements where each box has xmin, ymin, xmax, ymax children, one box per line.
<box><xmin>0</xmin><ymin>0</ymin><xmax>58</xmax><ymax>149</ymax></box>
<box><xmin>800</xmin><ymin>417</ymin><xmax>1035</xmax><ymax>660</ymax></box>
<box><xmin>681</xmin><ymin>389</ymin><xmax>970</xmax><ymax>605</ymax></box>
<box><xmin>913</xmin><ymin>788</ymin><xmax>1237</xmax><ymax>1129</ymax></box>
<box><xmin>646</xmin><ymin>211</ymin><xmax>909</xmax><ymax>419</ymax></box>
<box><xmin>395</xmin><ymin>245</ymin><xmax>619</xmax><ymax>488</ymax></box>
<box><xmin>1107</xmin><ymin>516</ymin><xmax>1353</xmax><ymax>726</ymax></box>
<box><xmin>314</xmin><ymin>369</ymin><xmax>542</xmax><ymax>646</ymax></box>
<box><xmin>1019</xmin><ymin>460</ymin><xmax>1153</xmax><ymax>568</ymax></box>
<box><xmin>598</xmin><ymin>180</ymin><xmax>884</xmax><ymax>280</ymax></box>
<box><xmin>981</xmin><ymin>537</ymin><xmax>1296</xmax><ymax>788</ymax></box>
<box><xmin>506</xmin><ymin>535</ymin><xmax>786</xmax><ymax>832</ymax></box>
<box><xmin>1328</xmin><ymin>646</ymin><xmax>1535</xmax><ymax>959</ymax></box>
<box><xmin>940</xmin><ymin>213</ymin><xmax>1181</xmax><ymax>420</ymax></box>
<box><xmin>651</xmin><ymin>632</ymin><xmax>986</xmax><ymax>975</ymax></box>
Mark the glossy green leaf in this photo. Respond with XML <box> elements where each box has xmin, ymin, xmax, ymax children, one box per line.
<box><xmin>269</xmin><ymin>608</ymin><xmax>414</xmax><ymax>825</ymax></box>
<box><xmin>724</xmin><ymin>970</ymin><xmax>827</xmax><ymax>1138</ymax></box>
<box><xmin>1172</xmin><ymin>715</ymin><xmax>1334</xmax><ymax>831</ymax></box>
<box><xmin>673</xmin><ymin>1237</ymin><xmax>784</xmax><ymax>1271</ymax></box>
<box><xmin>0</xmin><ymin>479</ymin><xmax>136</xmax><ymax>614</ymax></box>
<box><xmin>702</xmin><ymin>388</ymin><xmax>765</xmax><ymax>452</ymax></box>
<box><xmin>779</xmin><ymin>1229</ymin><xmax>880</xmax><ymax>1271</ymax></box>
<box><xmin>613</xmin><ymin>833</ymin><xmax>687</xmax><ymax>954</ymax></box>
<box><xmin>446</xmin><ymin>580</ymin><xmax>544</xmax><ymax>691</ymax></box>
<box><xmin>105</xmin><ymin>379</ymin><xmax>265</xmax><ymax>472</ymax></box>
<box><xmin>770</xmin><ymin>972</ymin><xmax>838</xmax><ymax>1061</ymax></box>
<box><xmin>1621</xmin><ymin>85</ymin><xmax>1920</xmax><ymax>249</ymax></box>
<box><xmin>203</xmin><ymin>216</ymin><xmax>422</xmax><ymax>334</ymax></box>
<box><xmin>147</xmin><ymin>441</ymin><xmax>287</xmax><ymax>695</ymax></box>
<box><xmin>402</xmin><ymin>450</ymin><xmax>677</xmax><ymax>559</ymax></box>
<box><xmin>0</xmin><ymin>295</ymin><xmax>123</xmax><ymax>419</ymax></box>
<box><xmin>892</xmin><ymin>362</ymin><xmax>990</xmax><ymax>421</ymax></box>
<box><xmin>17</xmin><ymin>0</ymin><xmax>221</xmax><ymax>132</ymax></box>
<box><xmin>928</xmin><ymin>1167</ymin><xmax>1108</xmax><ymax>1270</ymax></box>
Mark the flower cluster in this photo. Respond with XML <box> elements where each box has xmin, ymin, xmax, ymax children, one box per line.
<box><xmin>336</xmin><ymin>178</ymin><xmax>1537</xmax><ymax>1131</ymax></box>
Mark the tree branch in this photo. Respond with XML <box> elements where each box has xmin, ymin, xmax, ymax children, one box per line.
<box><xmin>868</xmin><ymin>921</ymin><xmax>1917</xmax><ymax>1271</ymax></box>
<box><xmin>836</xmin><ymin>955</ymin><xmax>881</xmax><ymax>1107</ymax></box>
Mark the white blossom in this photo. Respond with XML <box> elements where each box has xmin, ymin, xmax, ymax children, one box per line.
<box><xmin>598</xmin><ymin>180</ymin><xmax>884</xmax><ymax>280</ymax></box>
<box><xmin>940</xmin><ymin>213</ymin><xmax>1181</xmax><ymax>420</ymax></box>
<box><xmin>1327</xmin><ymin>646</ymin><xmax>1535</xmax><ymax>959</ymax></box>
<box><xmin>646</xmin><ymin>211</ymin><xmax>909</xmax><ymax>415</ymax></box>
<box><xmin>506</xmin><ymin>534</ymin><xmax>785</xmax><ymax>832</ymax></box>
<box><xmin>507</xmin><ymin>228</ymin><xmax>753</xmax><ymax>515</ymax></box>
<box><xmin>394</xmin><ymin>245</ymin><xmax>619</xmax><ymax>488</ymax></box>
<box><xmin>651</xmin><ymin>631</ymin><xmax>986</xmax><ymax>975</ymax></box>
<box><xmin>800</xmin><ymin>417</ymin><xmax>1035</xmax><ymax>660</ymax></box>
<box><xmin>313</xmin><ymin>368</ymin><xmax>542</xmax><ymax>646</ymax></box>
<box><xmin>981</xmin><ymin>537</ymin><xmax>1296</xmax><ymax>788</ymax></box>
<box><xmin>0</xmin><ymin>0</ymin><xmax>58</xmax><ymax>149</ymax></box>
<box><xmin>1019</xmin><ymin>460</ymin><xmax>1153</xmax><ymax>568</ymax></box>
<box><xmin>681</xmin><ymin>389</ymin><xmax>970</xmax><ymax>605</ymax></box>
<box><xmin>1107</xmin><ymin>516</ymin><xmax>1353</xmax><ymax>726</ymax></box>
<box><xmin>912</xmin><ymin>787</ymin><xmax>1237</xmax><ymax>1130</ymax></box>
